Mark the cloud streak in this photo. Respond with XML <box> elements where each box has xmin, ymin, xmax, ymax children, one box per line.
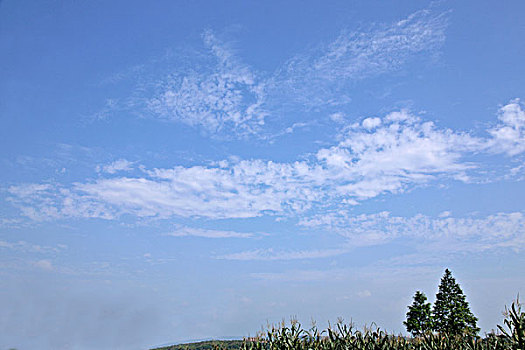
<box><xmin>219</xmin><ymin>210</ymin><xmax>525</xmax><ymax>264</ymax></box>
<box><xmin>0</xmin><ymin>239</ymin><xmax>67</xmax><ymax>254</ymax></box>
<box><xmin>166</xmin><ymin>226</ymin><xmax>253</xmax><ymax>238</ymax></box>
<box><xmin>217</xmin><ymin>247</ymin><xmax>349</xmax><ymax>261</ymax></box>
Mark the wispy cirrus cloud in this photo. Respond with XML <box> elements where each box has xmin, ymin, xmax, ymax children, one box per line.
<box><xmin>217</xmin><ymin>247</ymin><xmax>349</xmax><ymax>261</ymax></box>
<box><xmin>96</xmin><ymin>8</ymin><xmax>449</xmax><ymax>138</ymax></box>
<box><xmin>300</xmin><ymin>210</ymin><xmax>525</xmax><ymax>251</ymax></box>
<box><xmin>314</xmin><ymin>9</ymin><xmax>447</xmax><ymax>80</ymax></box>
<box><xmin>249</xmin><ymin>265</ymin><xmax>441</xmax><ymax>283</ymax></box>
<box><xmin>251</xmin><ymin>269</ymin><xmax>348</xmax><ymax>282</ymax></box>
<box><xmin>0</xmin><ymin>239</ymin><xmax>67</xmax><ymax>254</ymax></box>
<box><xmin>219</xmin><ymin>210</ymin><xmax>525</xmax><ymax>265</ymax></box>
<box><xmin>268</xmin><ymin>8</ymin><xmax>447</xmax><ymax>109</ymax></box>
<box><xmin>166</xmin><ymin>226</ymin><xmax>253</xmax><ymax>239</ymax></box>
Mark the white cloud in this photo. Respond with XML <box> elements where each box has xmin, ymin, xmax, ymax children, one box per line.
<box><xmin>7</xmin><ymin>184</ymin><xmax>116</xmax><ymax>221</ymax></box>
<box><xmin>146</xmin><ymin>31</ymin><xmax>267</xmax><ymax>136</ymax></box>
<box><xmin>488</xmin><ymin>99</ymin><xmax>525</xmax><ymax>156</ymax></box>
<box><xmin>7</xmin><ymin>110</ymin><xmax>499</xmax><ymax>221</ymax></box>
<box><xmin>7</xmin><ymin>183</ymin><xmax>52</xmax><ymax>197</ymax></box>
<box><xmin>95</xmin><ymin>8</ymin><xmax>449</xmax><ymax>138</ymax></box>
<box><xmin>217</xmin><ymin>247</ymin><xmax>349</xmax><ymax>261</ymax></box>
<box><xmin>34</xmin><ymin>259</ymin><xmax>53</xmax><ymax>271</ymax></box>
<box><xmin>284</xmin><ymin>122</ymin><xmax>309</xmax><ymax>134</ymax></box>
<box><xmin>75</xmin><ymin>163</ymin><xmax>296</xmax><ymax>219</ymax></box>
<box><xmin>72</xmin><ymin>115</ymin><xmax>474</xmax><ymax>217</ymax></box>
<box><xmin>312</xmin><ymin>9</ymin><xmax>447</xmax><ymax>81</ymax></box>
<box><xmin>166</xmin><ymin>226</ymin><xmax>253</xmax><ymax>238</ymax></box>
<box><xmin>361</xmin><ymin>117</ymin><xmax>381</xmax><ymax>130</ymax></box>
<box><xmin>146</xmin><ymin>8</ymin><xmax>448</xmax><ymax>135</ymax></box>
<box><xmin>329</xmin><ymin>112</ymin><xmax>346</xmax><ymax>124</ymax></box>
<box><xmin>0</xmin><ymin>240</ymin><xmax>67</xmax><ymax>256</ymax></box>
<box><xmin>96</xmin><ymin>159</ymin><xmax>134</xmax><ymax>174</ymax></box>
<box><xmin>300</xmin><ymin>211</ymin><xmax>525</xmax><ymax>251</ymax></box>
<box><xmin>316</xmin><ymin>110</ymin><xmax>481</xmax><ymax>199</ymax></box>
<box><xmin>357</xmin><ymin>290</ymin><xmax>372</xmax><ymax>298</ymax></box>
<box><xmin>9</xmin><ymin>100</ymin><xmax>525</xmax><ymax>224</ymax></box>
<box><xmin>250</xmin><ymin>269</ymin><xmax>348</xmax><ymax>282</ymax></box>
<box><xmin>269</xmin><ymin>9</ymin><xmax>447</xmax><ymax>108</ymax></box>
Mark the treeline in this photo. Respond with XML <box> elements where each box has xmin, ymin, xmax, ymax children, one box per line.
<box><xmin>404</xmin><ymin>269</ymin><xmax>478</xmax><ymax>336</ymax></box>
<box><xmin>152</xmin><ymin>270</ymin><xmax>524</xmax><ymax>350</ymax></box>
<box><xmin>237</xmin><ymin>306</ymin><xmax>522</xmax><ymax>350</ymax></box>
<box><xmin>154</xmin><ymin>303</ymin><xmax>523</xmax><ymax>350</ymax></box>
<box><xmin>153</xmin><ymin>299</ymin><xmax>523</xmax><ymax>350</ymax></box>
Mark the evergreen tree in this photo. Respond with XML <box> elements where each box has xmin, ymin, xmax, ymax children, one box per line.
<box><xmin>404</xmin><ymin>290</ymin><xmax>433</xmax><ymax>336</ymax></box>
<box><xmin>432</xmin><ymin>269</ymin><xmax>479</xmax><ymax>335</ymax></box>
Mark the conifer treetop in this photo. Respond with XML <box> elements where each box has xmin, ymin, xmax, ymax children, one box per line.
<box><xmin>432</xmin><ymin>269</ymin><xmax>479</xmax><ymax>335</ymax></box>
<box><xmin>404</xmin><ymin>290</ymin><xmax>433</xmax><ymax>336</ymax></box>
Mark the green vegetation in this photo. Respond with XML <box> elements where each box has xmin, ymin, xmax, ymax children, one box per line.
<box><xmin>432</xmin><ymin>269</ymin><xmax>479</xmax><ymax>336</ymax></box>
<box><xmin>152</xmin><ymin>340</ymin><xmax>245</xmax><ymax>350</ymax></box>
<box><xmin>405</xmin><ymin>269</ymin><xmax>479</xmax><ymax>336</ymax></box>
<box><xmin>152</xmin><ymin>297</ymin><xmax>524</xmax><ymax>350</ymax></box>
<box><xmin>152</xmin><ymin>270</ymin><xmax>524</xmax><ymax>350</ymax></box>
<box><xmin>498</xmin><ymin>297</ymin><xmax>525</xmax><ymax>349</ymax></box>
<box><xmin>404</xmin><ymin>291</ymin><xmax>433</xmax><ymax>336</ymax></box>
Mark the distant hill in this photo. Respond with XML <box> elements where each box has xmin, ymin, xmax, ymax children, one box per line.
<box><xmin>151</xmin><ymin>339</ymin><xmax>244</xmax><ymax>350</ymax></box>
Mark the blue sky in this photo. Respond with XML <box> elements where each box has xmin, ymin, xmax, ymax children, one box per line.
<box><xmin>1</xmin><ymin>1</ymin><xmax>525</xmax><ymax>349</ymax></box>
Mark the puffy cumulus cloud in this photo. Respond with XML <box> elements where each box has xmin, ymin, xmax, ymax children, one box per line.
<box><xmin>147</xmin><ymin>31</ymin><xmax>266</xmax><ymax>136</ymax></box>
<box><xmin>488</xmin><ymin>99</ymin><xmax>525</xmax><ymax>156</ymax></box>
<box><xmin>316</xmin><ymin>110</ymin><xmax>482</xmax><ymax>199</ymax></box>
<box><xmin>361</xmin><ymin>117</ymin><xmax>381</xmax><ymax>130</ymax></box>
<box><xmin>299</xmin><ymin>211</ymin><xmax>525</xmax><ymax>251</ymax></box>
<box><xmin>7</xmin><ymin>111</ymin><xmax>493</xmax><ymax>222</ymax></box>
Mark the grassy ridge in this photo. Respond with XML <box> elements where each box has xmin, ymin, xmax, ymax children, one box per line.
<box><xmin>152</xmin><ymin>340</ymin><xmax>244</xmax><ymax>350</ymax></box>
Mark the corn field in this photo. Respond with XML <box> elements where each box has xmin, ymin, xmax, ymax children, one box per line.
<box><xmin>233</xmin><ymin>299</ymin><xmax>525</xmax><ymax>350</ymax></box>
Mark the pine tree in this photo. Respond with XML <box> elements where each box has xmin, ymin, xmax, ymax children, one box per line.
<box><xmin>432</xmin><ymin>269</ymin><xmax>479</xmax><ymax>335</ymax></box>
<box><xmin>404</xmin><ymin>290</ymin><xmax>433</xmax><ymax>336</ymax></box>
